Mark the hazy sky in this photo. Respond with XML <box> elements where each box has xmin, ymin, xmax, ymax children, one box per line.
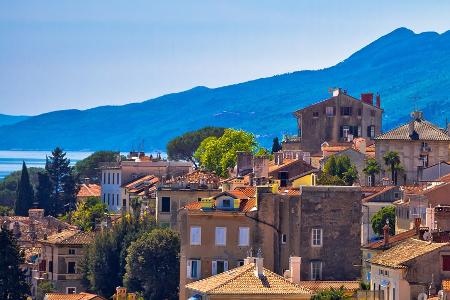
<box><xmin>1</xmin><ymin>1</ymin><xmax>449</xmax><ymax>115</ymax></box>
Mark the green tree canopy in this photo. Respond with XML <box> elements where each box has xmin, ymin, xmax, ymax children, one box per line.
<box><xmin>194</xmin><ymin>129</ymin><xmax>257</xmax><ymax>177</ymax></box>
<box><xmin>35</xmin><ymin>172</ymin><xmax>52</xmax><ymax>215</ymax></box>
<box><xmin>67</xmin><ymin>196</ymin><xmax>107</xmax><ymax>231</ymax></box>
<box><xmin>363</xmin><ymin>158</ymin><xmax>381</xmax><ymax>186</ymax></box>
<box><xmin>318</xmin><ymin>155</ymin><xmax>358</xmax><ymax>186</ymax></box>
<box><xmin>371</xmin><ymin>206</ymin><xmax>395</xmax><ymax>236</ymax></box>
<box><xmin>82</xmin><ymin>212</ymin><xmax>156</xmax><ymax>298</ymax></box>
<box><xmin>0</xmin><ymin>167</ymin><xmax>43</xmax><ymax>208</ymax></box>
<box><xmin>383</xmin><ymin>151</ymin><xmax>402</xmax><ymax>185</ymax></box>
<box><xmin>311</xmin><ymin>286</ymin><xmax>351</xmax><ymax>300</ymax></box>
<box><xmin>75</xmin><ymin>151</ymin><xmax>120</xmax><ymax>182</ymax></box>
<box><xmin>167</xmin><ymin>127</ymin><xmax>225</xmax><ymax>168</ymax></box>
<box><xmin>0</xmin><ymin>223</ymin><xmax>30</xmax><ymax>300</ymax></box>
<box><xmin>271</xmin><ymin>137</ymin><xmax>282</xmax><ymax>154</ymax></box>
<box><xmin>15</xmin><ymin>161</ymin><xmax>35</xmax><ymax>216</ymax></box>
<box><xmin>124</xmin><ymin>228</ymin><xmax>180</xmax><ymax>300</ymax></box>
<box><xmin>36</xmin><ymin>280</ymin><xmax>55</xmax><ymax>300</ymax></box>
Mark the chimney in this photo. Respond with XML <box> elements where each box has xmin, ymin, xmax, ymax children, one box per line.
<box><xmin>361</xmin><ymin>93</ymin><xmax>374</xmax><ymax>105</ymax></box>
<box><xmin>253</xmin><ymin>156</ymin><xmax>269</xmax><ymax>178</ymax></box>
<box><xmin>414</xmin><ymin>217</ymin><xmax>422</xmax><ymax>235</ymax></box>
<box><xmin>412</xmin><ymin>111</ymin><xmax>423</xmax><ymax>120</ymax></box>
<box><xmin>408</xmin><ymin>120</ymin><xmax>418</xmax><ymax>140</ymax></box>
<box><xmin>274</xmin><ymin>152</ymin><xmax>284</xmax><ymax>165</ymax></box>
<box><xmin>383</xmin><ymin>221</ymin><xmax>390</xmax><ymax>246</ymax></box>
<box><xmin>332</xmin><ymin>88</ymin><xmax>342</xmax><ymax>97</ymax></box>
<box><xmin>289</xmin><ymin>256</ymin><xmax>302</xmax><ymax>284</ymax></box>
<box><xmin>376</xmin><ymin>93</ymin><xmax>381</xmax><ymax>108</ymax></box>
<box><xmin>254</xmin><ymin>249</ymin><xmax>264</xmax><ymax>277</ymax></box>
<box><xmin>116</xmin><ymin>287</ymin><xmax>127</xmax><ymax>300</ymax></box>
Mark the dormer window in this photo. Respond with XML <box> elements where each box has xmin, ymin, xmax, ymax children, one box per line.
<box><xmin>222</xmin><ymin>199</ymin><xmax>231</xmax><ymax>208</ymax></box>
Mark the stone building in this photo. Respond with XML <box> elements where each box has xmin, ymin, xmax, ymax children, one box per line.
<box><xmin>31</xmin><ymin>230</ymin><xmax>93</xmax><ymax>296</ymax></box>
<box><xmin>287</xmin><ymin>88</ymin><xmax>383</xmax><ymax>153</ymax></box>
<box><xmin>178</xmin><ymin>185</ymin><xmax>362</xmax><ymax>299</ymax></box>
<box><xmin>375</xmin><ymin>111</ymin><xmax>450</xmax><ymax>185</ymax></box>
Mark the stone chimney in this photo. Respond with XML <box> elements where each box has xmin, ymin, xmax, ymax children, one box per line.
<box><xmin>376</xmin><ymin>93</ymin><xmax>381</xmax><ymax>108</ymax></box>
<box><xmin>289</xmin><ymin>256</ymin><xmax>302</xmax><ymax>284</ymax></box>
<box><xmin>274</xmin><ymin>152</ymin><xmax>284</xmax><ymax>165</ymax></box>
<box><xmin>361</xmin><ymin>93</ymin><xmax>374</xmax><ymax>105</ymax></box>
<box><xmin>412</xmin><ymin>111</ymin><xmax>423</xmax><ymax>120</ymax></box>
<box><xmin>253</xmin><ymin>156</ymin><xmax>269</xmax><ymax>178</ymax></box>
<box><xmin>383</xmin><ymin>221</ymin><xmax>390</xmax><ymax>246</ymax></box>
<box><xmin>254</xmin><ymin>249</ymin><xmax>264</xmax><ymax>277</ymax></box>
<box><xmin>236</xmin><ymin>151</ymin><xmax>253</xmax><ymax>176</ymax></box>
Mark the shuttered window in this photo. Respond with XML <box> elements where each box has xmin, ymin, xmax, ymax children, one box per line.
<box><xmin>215</xmin><ymin>227</ymin><xmax>226</xmax><ymax>246</ymax></box>
<box><xmin>190</xmin><ymin>226</ymin><xmax>201</xmax><ymax>245</ymax></box>
<box><xmin>238</xmin><ymin>227</ymin><xmax>250</xmax><ymax>246</ymax></box>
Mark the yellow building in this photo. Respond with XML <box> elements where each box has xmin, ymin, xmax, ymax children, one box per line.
<box><xmin>291</xmin><ymin>170</ymin><xmax>318</xmax><ymax>188</ymax></box>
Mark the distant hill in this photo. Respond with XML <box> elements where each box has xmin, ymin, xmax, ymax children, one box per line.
<box><xmin>0</xmin><ymin>114</ymin><xmax>29</xmax><ymax>127</ymax></box>
<box><xmin>0</xmin><ymin>27</ymin><xmax>449</xmax><ymax>151</ymax></box>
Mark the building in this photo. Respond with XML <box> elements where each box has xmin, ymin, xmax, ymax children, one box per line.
<box><xmin>287</xmin><ymin>88</ymin><xmax>383</xmax><ymax>153</ymax></box>
<box><xmin>369</xmin><ymin>238</ymin><xmax>450</xmax><ymax>300</ymax></box>
<box><xmin>77</xmin><ymin>183</ymin><xmax>101</xmax><ymax>202</ymax></box>
<box><xmin>156</xmin><ymin>170</ymin><xmax>222</xmax><ymax>228</ymax></box>
<box><xmin>361</xmin><ymin>186</ymin><xmax>402</xmax><ymax>245</ymax></box>
<box><xmin>32</xmin><ymin>230</ymin><xmax>94</xmax><ymax>297</ymax></box>
<box><xmin>269</xmin><ymin>153</ymin><xmax>316</xmax><ymax>187</ymax></box>
<box><xmin>375</xmin><ymin>111</ymin><xmax>450</xmax><ymax>185</ymax></box>
<box><xmin>44</xmin><ymin>293</ymin><xmax>106</xmax><ymax>300</ymax></box>
<box><xmin>100</xmin><ymin>154</ymin><xmax>192</xmax><ymax>212</ymax></box>
<box><xmin>185</xmin><ymin>256</ymin><xmax>312</xmax><ymax>300</ymax></box>
<box><xmin>178</xmin><ymin>185</ymin><xmax>362</xmax><ymax>299</ymax></box>
<box><xmin>178</xmin><ymin>188</ymin><xmax>256</xmax><ymax>299</ymax></box>
<box><xmin>121</xmin><ymin>174</ymin><xmax>159</xmax><ymax>214</ymax></box>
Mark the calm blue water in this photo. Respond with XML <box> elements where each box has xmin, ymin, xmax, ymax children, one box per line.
<box><xmin>0</xmin><ymin>150</ymin><xmax>92</xmax><ymax>180</ymax></box>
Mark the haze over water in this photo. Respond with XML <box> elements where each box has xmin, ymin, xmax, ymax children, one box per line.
<box><xmin>0</xmin><ymin>150</ymin><xmax>92</xmax><ymax>180</ymax></box>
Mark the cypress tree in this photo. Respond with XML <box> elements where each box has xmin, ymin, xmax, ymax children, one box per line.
<box><xmin>15</xmin><ymin>161</ymin><xmax>34</xmax><ymax>216</ymax></box>
<box><xmin>271</xmin><ymin>137</ymin><xmax>282</xmax><ymax>154</ymax></box>
<box><xmin>36</xmin><ymin>172</ymin><xmax>52</xmax><ymax>215</ymax></box>
<box><xmin>0</xmin><ymin>223</ymin><xmax>30</xmax><ymax>299</ymax></box>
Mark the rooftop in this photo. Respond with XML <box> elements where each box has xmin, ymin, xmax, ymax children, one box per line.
<box><xmin>369</xmin><ymin>238</ymin><xmax>448</xmax><ymax>268</ymax></box>
<box><xmin>40</xmin><ymin>229</ymin><xmax>94</xmax><ymax>246</ymax></box>
<box><xmin>297</xmin><ymin>281</ymin><xmax>360</xmax><ymax>292</ymax></box>
<box><xmin>375</xmin><ymin>118</ymin><xmax>450</xmax><ymax>141</ymax></box>
<box><xmin>186</xmin><ymin>262</ymin><xmax>312</xmax><ymax>296</ymax></box>
<box><xmin>77</xmin><ymin>183</ymin><xmax>101</xmax><ymax>198</ymax></box>
<box><xmin>363</xmin><ymin>229</ymin><xmax>417</xmax><ymax>250</ymax></box>
<box><xmin>44</xmin><ymin>293</ymin><xmax>105</xmax><ymax>300</ymax></box>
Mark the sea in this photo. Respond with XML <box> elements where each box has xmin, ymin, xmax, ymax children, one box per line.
<box><xmin>0</xmin><ymin>150</ymin><xmax>92</xmax><ymax>180</ymax></box>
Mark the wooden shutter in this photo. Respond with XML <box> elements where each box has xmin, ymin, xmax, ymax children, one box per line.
<box><xmin>197</xmin><ymin>260</ymin><xmax>201</xmax><ymax>278</ymax></box>
<box><xmin>212</xmin><ymin>261</ymin><xmax>217</xmax><ymax>275</ymax></box>
<box><xmin>187</xmin><ymin>260</ymin><xmax>192</xmax><ymax>278</ymax></box>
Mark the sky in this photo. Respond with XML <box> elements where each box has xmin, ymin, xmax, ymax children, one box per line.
<box><xmin>0</xmin><ymin>1</ymin><xmax>450</xmax><ymax>115</ymax></box>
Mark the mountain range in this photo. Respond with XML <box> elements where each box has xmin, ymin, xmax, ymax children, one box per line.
<box><xmin>0</xmin><ymin>27</ymin><xmax>449</xmax><ymax>151</ymax></box>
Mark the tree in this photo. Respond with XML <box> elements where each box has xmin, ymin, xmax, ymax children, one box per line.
<box><xmin>15</xmin><ymin>161</ymin><xmax>34</xmax><ymax>216</ymax></box>
<box><xmin>371</xmin><ymin>206</ymin><xmax>395</xmax><ymax>236</ymax></box>
<box><xmin>318</xmin><ymin>155</ymin><xmax>358</xmax><ymax>186</ymax></box>
<box><xmin>363</xmin><ymin>158</ymin><xmax>381</xmax><ymax>186</ymax></box>
<box><xmin>35</xmin><ymin>172</ymin><xmax>52</xmax><ymax>215</ymax></box>
<box><xmin>69</xmin><ymin>197</ymin><xmax>107</xmax><ymax>231</ymax></box>
<box><xmin>311</xmin><ymin>286</ymin><xmax>351</xmax><ymax>300</ymax></box>
<box><xmin>167</xmin><ymin>127</ymin><xmax>225</xmax><ymax>168</ymax></box>
<box><xmin>46</xmin><ymin>147</ymin><xmax>78</xmax><ymax>216</ymax></box>
<box><xmin>36</xmin><ymin>280</ymin><xmax>55</xmax><ymax>300</ymax></box>
<box><xmin>194</xmin><ymin>129</ymin><xmax>257</xmax><ymax>177</ymax></box>
<box><xmin>124</xmin><ymin>228</ymin><xmax>180</xmax><ymax>300</ymax></box>
<box><xmin>0</xmin><ymin>223</ymin><xmax>30</xmax><ymax>300</ymax></box>
<box><xmin>0</xmin><ymin>167</ymin><xmax>43</xmax><ymax>208</ymax></box>
<box><xmin>75</xmin><ymin>151</ymin><xmax>120</xmax><ymax>182</ymax></box>
<box><xmin>271</xmin><ymin>137</ymin><xmax>282</xmax><ymax>154</ymax></box>
<box><xmin>255</xmin><ymin>147</ymin><xmax>273</xmax><ymax>159</ymax></box>
<box><xmin>82</xmin><ymin>213</ymin><xmax>156</xmax><ymax>298</ymax></box>
<box><xmin>383</xmin><ymin>151</ymin><xmax>402</xmax><ymax>185</ymax></box>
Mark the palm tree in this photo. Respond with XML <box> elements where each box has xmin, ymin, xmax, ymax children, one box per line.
<box><xmin>383</xmin><ymin>151</ymin><xmax>402</xmax><ymax>185</ymax></box>
<box><xmin>363</xmin><ymin>158</ymin><xmax>381</xmax><ymax>186</ymax></box>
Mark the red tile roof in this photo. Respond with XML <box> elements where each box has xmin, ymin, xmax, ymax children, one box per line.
<box><xmin>364</xmin><ymin>229</ymin><xmax>417</xmax><ymax>249</ymax></box>
<box><xmin>77</xmin><ymin>184</ymin><xmax>101</xmax><ymax>198</ymax></box>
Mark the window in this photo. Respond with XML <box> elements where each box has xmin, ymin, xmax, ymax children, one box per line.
<box><xmin>312</xmin><ymin>111</ymin><xmax>319</xmax><ymax>118</ymax></box>
<box><xmin>281</xmin><ymin>234</ymin><xmax>287</xmax><ymax>244</ymax></box>
<box><xmin>116</xmin><ymin>173</ymin><xmax>120</xmax><ymax>185</ymax></box>
<box><xmin>190</xmin><ymin>226</ymin><xmax>201</xmax><ymax>245</ymax></box>
<box><xmin>238</xmin><ymin>260</ymin><xmax>245</xmax><ymax>267</ymax></box>
<box><xmin>108</xmin><ymin>173</ymin><xmax>110</xmax><ymax>184</ymax></box>
<box><xmin>123</xmin><ymin>198</ymin><xmax>126</xmax><ymax>207</ymax></box>
<box><xmin>103</xmin><ymin>172</ymin><xmax>106</xmax><ymax>184</ymax></box>
<box><xmin>238</xmin><ymin>227</ymin><xmax>250</xmax><ymax>246</ymax></box>
<box><xmin>367</xmin><ymin>125</ymin><xmax>375</xmax><ymax>138</ymax></box>
<box><xmin>107</xmin><ymin>194</ymin><xmax>110</xmax><ymax>206</ymax></box>
<box><xmin>68</xmin><ymin>249</ymin><xmax>76</xmax><ymax>255</ymax></box>
<box><xmin>215</xmin><ymin>227</ymin><xmax>227</xmax><ymax>246</ymax></box>
<box><xmin>187</xmin><ymin>259</ymin><xmax>201</xmax><ymax>279</ymax></box>
<box><xmin>161</xmin><ymin>197</ymin><xmax>171</xmax><ymax>212</ymax></box>
<box><xmin>117</xmin><ymin>194</ymin><xmax>120</xmax><ymax>206</ymax></box>
<box><xmin>367</xmin><ymin>176</ymin><xmax>372</xmax><ymax>187</ymax></box>
<box><xmin>340</xmin><ymin>106</ymin><xmax>352</xmax><ymax>116</ymax></box>
<box><xmin>49</xmin><ymin>261</ymin><xmax>53</xmax><ymax>273</ymax></box>
<box><xmin>67</xmin><ymin>261</ymin><xmax>76</xmax><ymax>274</ymax></box>
<box><xmin>212</xmin><ymin>260</ymin><xmax>228</xmax><ymax>275</ymax></box>
<box><xmin>357</xmin><ymin>126</ymin><xmax>362</xmax><ymax>137</ymax></box>
<box><xmin>66</xmin><ymin>287</ymin><xmax>76</xmax><ymax>294</ymax></box>
<box><xmin>358</xmin><ymin>108</ymin><xmax>362</xmax><ymax>116</ymax></box>
<box><xmin>103</xmin><ymin>193</ymin><xmax>106</xmax><ymax>203</ymax></box>
<box><xmin>112</xmin><ymin>172</ymin><xmax>115</xmax><ymax>184</ymax></box>
<box><xmin>312</xmin><ymin>228</ymin><xmax>322</xmax><ymax>247</ymax></box>
<box><xmin>442</xmin><ymin>255</ymin><xmax>450</xmax><ymax>271</ymax></box>
<box><xmin>222</xmin><ymin>199</ymin><xmax>231</xmax><ymax>208</ymax></box>
<box><xmin>326</xmin><ymin>106</ymin><xmax>335</xmax><ymax>116</ymax></box>
<box><xmin>310</xmin><ymin>261</ymin><xmax>322</xmax><ymax>280</ymax></box>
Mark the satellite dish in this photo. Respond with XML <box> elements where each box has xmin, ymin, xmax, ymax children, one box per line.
<box><xmin>418</xmin><ymin>292</ymin><xmax>428</xmax><ymax>300</ymax></box>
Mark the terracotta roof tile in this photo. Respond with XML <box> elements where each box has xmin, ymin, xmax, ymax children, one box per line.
<box><xmin>364</xmin><ymin>229</ymin><xmax>417</xmax><ymax>249</ymax></box>
<box><xmin>77</xmin><ymin>184</ymin><xmax>101</xmax><ymax>198</ymax></box>
<box><xmin>234</xmin><ymin>186</ymin><xmax>256</xmax><ymax>198</ymax></box>
<box><xmin>375</xmin><ymin>119</ymin><xmax>450</xmax><ymax>141</ymax></box>
<box><xmin>40</xmin><ymin>230</ymin><xmax>94</xmax><ymax>245</ymax></box>
<box><xmin>442</xmin><ymin>279</ymin><xmax>450</xmax><ymax>291</ymax></box>
<box><xmin>297</xmin><ymin>281</ymin><xmax>360</xmax><ymax>292</ymax></box>
<box><xmin>186</xmin><ymin>263</ymin><xmax>312</xmax><ymax>295</ymax></box>
<box><xmin>44</xmin><ymin>293</ymin><xmax>105</xmax><ymax>300</ymax></box>
<box><xmin>370</xmin><ymin>238</ymin><xmax>448</xmax><ymax>268</ymax></box>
